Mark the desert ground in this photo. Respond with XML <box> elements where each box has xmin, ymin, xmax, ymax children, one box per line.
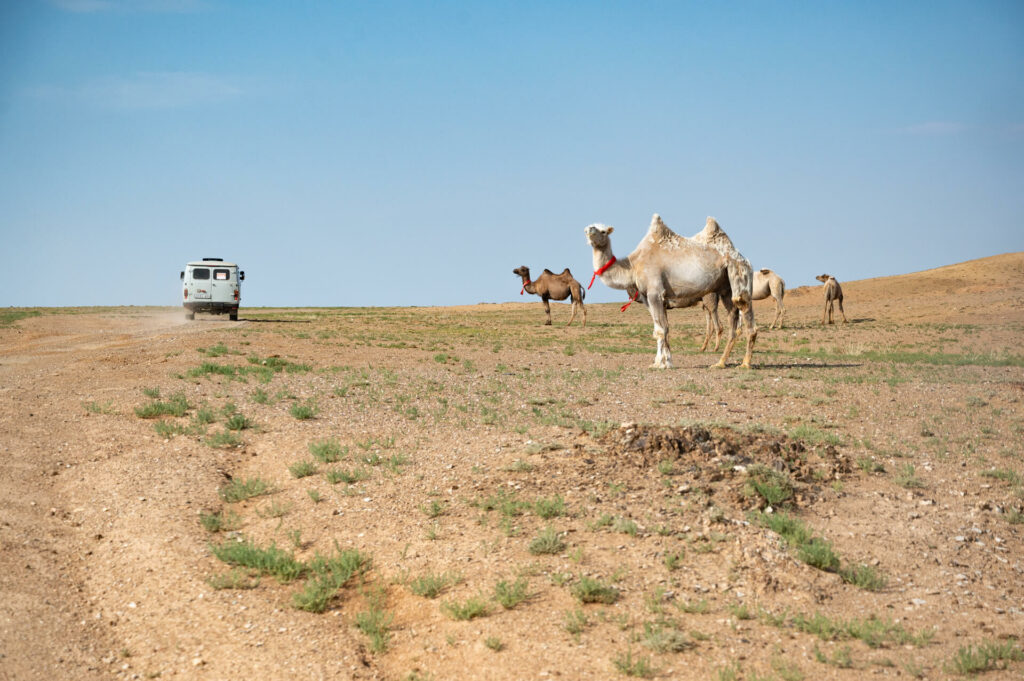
<box><xmin>1</xmin><ymin>253</ymin><xmax>1022</xmax><ymax>681</ymax></box>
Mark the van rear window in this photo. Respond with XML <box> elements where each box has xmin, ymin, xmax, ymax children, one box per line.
<box><xmin>214</xmin><ymin>269</ymin><xmax>230</xmax><ymax>281</ymax></box>
<box><xmin>192</xmin><ymin>268</ymin><xmax>210</xmax><ymax>280</ymax></box>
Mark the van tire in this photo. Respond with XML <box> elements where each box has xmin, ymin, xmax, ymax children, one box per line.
<box><xmin>185</xmin><ymin>311</ymin><xmax>195</xmax><ymax>320</ymax></box>
<box><xmin>229</xmin><ymin>311</ymin><xmax>238</xmax><ymax>321</ymax></box>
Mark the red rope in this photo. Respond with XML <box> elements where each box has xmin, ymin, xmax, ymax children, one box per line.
<box><xmin>588</xmin><ymin>256</ymin><xmax>617</xmax><ymax>289</ymax></box>
<box><xmin>620</xmin><ymin>289</ymin><xmax>640</xmax><ymax>312</ymax></box>
<box><xmin>520</xmin><ymin>279</ymin><xmax>530</xmax><ymax>295</ymax></box>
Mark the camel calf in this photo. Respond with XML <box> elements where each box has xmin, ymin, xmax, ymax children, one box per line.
<box><xmin>513</xmin><ymin>266</ymin><xmax>586</xmax><ymax>327</ymax></box>
<box><xmin>815</xmin><ymin>274</ymin><xmax>848</xmax><ymax>324</ymax></box>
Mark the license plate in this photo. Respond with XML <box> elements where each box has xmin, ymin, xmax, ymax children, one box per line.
<box><xmin>193</xmin><ymin>291</ymin><xmax>211</xmax><ymax>299</ymax></box>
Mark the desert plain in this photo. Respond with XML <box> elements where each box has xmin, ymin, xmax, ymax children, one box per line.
<box><xmin>1</xmin><ymin>253</ymin><xmax>1023</xmax><ymax>681</ymax></box>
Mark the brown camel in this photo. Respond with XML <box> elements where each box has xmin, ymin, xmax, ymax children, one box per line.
<box><xmin>584</xmin><ymin>214</ymin><xmax>757</xmax><ymax>369</ymax></box>
<box><xmin>815</xmin><ymin>274</ymin><xmax>848</xmax><ymax>324</ymax></box>
<box><xmin>513</xmin><ymin>266</ymin><xmax>586</xmax><ymax>327</ymax></box>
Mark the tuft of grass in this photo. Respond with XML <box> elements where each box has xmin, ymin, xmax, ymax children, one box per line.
<box><xmin>856</xmin><ymin>456</ymin><xmax>885</xmax><ymax>474</ymax></box>
<box><xmin>206</xmin><ymin>568</ymin><xmax>260</xmax><ymax>590</ymax></box>
<box><xmin>199</xmin><ymin>509</ymin><xmax>242</xmax><ymax>533</ymax></box>
<box><xmin>571</xmin><ymin>575</ymin><xmax>619</xmax><ymax>604</ymax></box>
<box><xmin>745</xmin><ymin>464</ymin><xmax>794</xmax><ymax>508</ymax></box>
<box><xmin>134</xmin><ymin>392</ymin><xmax>189</xmax><ymax>418</ymax></box>
<box><xmin>474</xmin><ymin>488</ymin><xmax>529</xmax><ymax>516</ymax></box>
<box><xmin>441</xmin><ymin>595</ymin><xmax>490</xmax><ymax>621</ymax></box>
<box><xmin>564</xmin><ymin>609</ymin><xmax>589</xmax><ymax>640</ymax></box>
<box><xmin>407</xmin><ymin>571</ymin><xmax>462</xmax><ymax>599</ymax></box>
<box><xmin>84</xmin><ymin>400</ymin><xmax>117</xmax><ymax>415</ymax></box>
<box><xmin>788</xmin><ymin>423</ymin><xmax>842</xmax><ymax>447</ymax></box>
<box><xmin>420</xmin><ymin>500</ymin><xmax>446</xmax><ymax>518</ymax></box>
<box><xmin>292</xmin><ymin>550</ymin><xmax>372</xmax><ymax>613</ymax></box>
<box><xmin>533</xmin><ymin>495</ymin><xmax>568</xmax><ymax>519</ymax></box>
<box><xmin>218</xmin><ymin>477</ymin><xmax>271</xmax><ymax>502</ymax></box>
<box><xmin>309</xmin><ymin>438</ymin><xmax>347</xmax><ymax>463</ymax></box>
<box><xmin>205</xmin><ymin>429</ymin><xmax>243</xmax><ymax>449</ymax></box>
<box><xmin>840</xmin><ymin>563</ymin><xmax>888</xmax><ymax>591</ymax></box>
<box><xmin>612</xmin><ymin>649</ymin><xmax>655</xmax><ymax>678</ymax></box>
<box><xmin>484</xmin><ymin>636</ymin><xmax>504</xmax><ymax>652</ymax></box>
<box><xmin>493</xmin><ymin>577</ymin><xmax>530</xmax><ymax>609</ymax></box>
<box><xmin>642</xmin><ymin>621</ymin><xmax>692</xmax><ymax>653</ymax></box>
<box><xmin>288</xmin><ymin>460</ymin><xmax>318</xmax><ymax>478</ymax></box>
<box><xmin>154</xmin><ymin>420</ymin><xmax>186</xmax><ymax>438</ymax></box>
<box><xmin>528</xmin><ymin>526</ymin><xmax>566</xmax><ymax>555</ymax></box>
<box><xmin>797</xmin><ymin>537</ymin><xmax>841</xmax><ymax>572</ymax></box>
<box><xmin>948</xmin><ymin>639</ymin><xmax>1023</xmax><ymax>675</ymax></box>
<box><xmin>664</xmin><ymin>549</ymin><xmax>685</xmax><ymax>571</ymax></box>
<box><xmin>289</xmin><ymin>400</ymin><xmax>318</xmax><ymax>420</ymax></box>
<box><xmin>894</xmin><ymin>463</ymin><xmax>926</xmax><ymax>489</ymax></box>
<box><xmin>225</xmin><ymin>413</ymin><xmax>252</xmax><ymax>431</ymax></box>
<box><xmin>211</xmin><ymin>537</ymin><xmax>305</xmax><ymax>582</ymax></box>
<box><xmin>981</xmin><ymin>468</ymin><xmax>1022</xmax><ymax>486</ymax></box>
<box><xmin>192</xmin><ymin>405</ymin><xmax>217</xmax><ymax>425</ymax></box>
<box><xmin>355</xmin><ymin>604</ymin><xmax>393</xmax><ymax>653</ymax></box>
<box><xmin>613</xmin><ymin>516</ymin><xmax>639</xmax><ymax>536</ymax></box>
<box><xmin>325</xmin><ymin>466</ymin><xmax>369</xmax><ymax>485</ymax></box>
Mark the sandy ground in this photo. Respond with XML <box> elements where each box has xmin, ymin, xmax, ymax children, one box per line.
<box><xmin>1</xmin><ymin>252</ymin><xmax>1023</xmax><ymax>681</ymax></box>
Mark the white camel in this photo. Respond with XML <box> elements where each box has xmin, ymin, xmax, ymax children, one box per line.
<box><xmin>585</xmin><ymin>214</ymin><xmax>757</xmax><ymax>369</ymax></box>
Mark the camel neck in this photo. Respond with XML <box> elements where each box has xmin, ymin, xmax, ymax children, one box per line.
<box><xmin>590</xmin><ymin>250</ymin><xmax>631</xmax><ymax>291</ymax></box>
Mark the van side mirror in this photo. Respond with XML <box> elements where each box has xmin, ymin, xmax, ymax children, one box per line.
<box><xmin>180</xmin><ymin>271</ymin><xmax>184</xmax><ymax>280</ymax></box>
<box><xmin>239</xmin><ymin>271</ymin><xmax>245</xmax><ymax>281</ymax></box>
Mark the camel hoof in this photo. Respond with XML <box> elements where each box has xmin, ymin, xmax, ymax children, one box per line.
<box><xmin>544</xmin><ymin>321</ymin><xmax>552</xmax><ymax>326</ymax></box>
<box><xmin>710</xmin><ymin>361</ymin><xmax>727</xmax><ymax>369</ymax></box>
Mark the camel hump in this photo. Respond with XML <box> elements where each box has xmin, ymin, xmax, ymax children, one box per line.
<box><xmin>703</xmin><ymin>217</ymin><xmax>724</xmax><ymax>238</ymax></box>
<box><xmin>647</xmin><ymin>213</ymin><xmax>676</xmax><ymax>240</ymax></box>
<box><xmin>560</xmin><ymin>268</ymin><xmax>572</xmax><ymax>276</ymax></box>
<box><xmin>542</xmin><ymin>268</ymin><xmax>555</xmax><ymax>275</ymax></box>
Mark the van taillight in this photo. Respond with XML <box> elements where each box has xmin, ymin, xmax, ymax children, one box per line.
<box><xmin>184</xmin><ymin>290</ymin><xmax>188</xmax><ymax>299</ymax></box>
<box><xmin>234</xmin><ymin>289</ymin><xmax>239</xmax><ymax>301</ymax></box>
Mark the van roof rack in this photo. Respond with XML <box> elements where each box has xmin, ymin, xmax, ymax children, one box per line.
<box><xmin>203</xmin><ymin>257</ymin><xmax>223</xmax><ymax>261</ymax></box>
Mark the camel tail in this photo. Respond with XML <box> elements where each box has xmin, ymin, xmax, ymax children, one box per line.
<box><xmin>727</xmin><ymin>258</ymin><xmax>753</xmax><ymax>307</ymax></box>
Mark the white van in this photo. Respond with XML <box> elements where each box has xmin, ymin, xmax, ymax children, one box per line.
<box><xmin>181</xmin><ymin>258</ymin><xmax>244</xmax><ymax>321</ymax></box>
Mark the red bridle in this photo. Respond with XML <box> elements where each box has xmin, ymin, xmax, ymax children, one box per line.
<box><xmin>588</xmin><ymin>256</ymin><xmax>617</xmax><ymax>289</ymax></box>
<box><xmin>620</xmin><ymin>289</ymin><xmax>640</xmax><ymax>312</ymax></box>
<box><xmin>520</xmin><ymin>279</ymin><xmax>531</xmax><ymax>295</ymax></box>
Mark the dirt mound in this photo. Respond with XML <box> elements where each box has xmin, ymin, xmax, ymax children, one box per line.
<box><xmin>593</xmin><ymin>424</ymin><xmax>852</xmax><ymax>512</ymax></box>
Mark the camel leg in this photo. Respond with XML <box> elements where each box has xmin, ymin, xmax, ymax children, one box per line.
<box><xmin>580</xmin><ymin>300</ymin><xmax>586</xmax><ymax>328</ymax></box>
<box><xmin>699</xmin><ymin>306</ymin><xmax>711</xmax><ymax>352</ymax></box>
<box><xmin>822</xmin><ymin>300</ymin><xmax>829</xmax><ymax>325</ymax></box>
<box><xmin>739</xmin><ymin>303</ymin><xmax>758</xmax><ymax>369</ymax></box>
<box><xmin>712</xmin><ymin>299</ymin><xmax>740</xmax><ymax>369</ymax></box>
<box><xmin>837</xmin><ymin>296</ymin><xmax>848</xmax><ymax>323</ymax></box>
<box><xmin>543</xmin><ymin>297</ymin><xmax>552</xmax><ymax>326</ymax></box>
<box><xmin>566</xmin><ymin>299</ymin><xmax>578</xmax><ymax>327</ymax></box>
<box><xmin>771</xmin><ymin>295</ymin><xmax>784</xmax><ymax>329</ymax></box>
<box><xmin>646</xmin><ymin>293</ymin><xmax>672</xmax><ymax>369</ymax></box>
<box><xmin>711</xmin><ymin>302</ymin><xmax>722</xmax><ymax>350</ymax></box>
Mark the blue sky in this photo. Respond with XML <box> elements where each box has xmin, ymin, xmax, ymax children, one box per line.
<box><xmin>2</xmin><ymin>0</ymin><xmax>1022</xmax><ymax>308</ymax></box>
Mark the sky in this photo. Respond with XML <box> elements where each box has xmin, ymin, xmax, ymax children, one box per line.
<box><xmin>1</xmin><ymin>0</ymin><xmax>1022</xmax><ymax>308</ymax></box>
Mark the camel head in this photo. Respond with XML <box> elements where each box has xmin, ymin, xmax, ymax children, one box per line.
<box><xmin>815</xmin><ymin>274</ymin><xmax>833</xmax><ymax>283</ymax></box>
<box><xmin>512</xmin><ymin>266</ymin><xmax>531</xmax><ymax>280</ymax></box>
<box><xmin>584</xmin><ymin>223</ymin><xmax>614</xmax><ymax>250</ymax></box>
